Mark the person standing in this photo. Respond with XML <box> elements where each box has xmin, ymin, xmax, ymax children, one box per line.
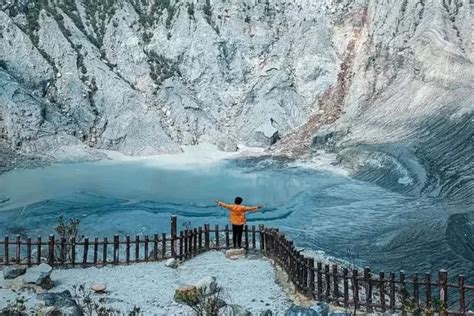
<box><xmin>216</xmin><ymin>197</ymin><xmax>262</xmax><ymax>248</ymax></box>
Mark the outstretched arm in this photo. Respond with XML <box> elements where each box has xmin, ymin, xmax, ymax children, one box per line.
<box><xmin>244</xmin><ymin>205</ymin><xmax>263</xmax><ymax>212</ymax></box>
<box><xmin>215</xmin><ymin>200</ymin><xmax>232</xmax><ymax>210</ymax></box>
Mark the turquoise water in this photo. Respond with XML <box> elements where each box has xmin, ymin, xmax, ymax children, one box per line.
<box><xmin>0</xmin><ymin>154</ymin><xmax>472</xmax><ymax>287</ymax></box>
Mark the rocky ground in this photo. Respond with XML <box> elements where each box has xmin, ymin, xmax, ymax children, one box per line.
<box><xmin>1</xmin><ymin>251</ymin><xmax>294</xmax><ymax>315</ymax></box>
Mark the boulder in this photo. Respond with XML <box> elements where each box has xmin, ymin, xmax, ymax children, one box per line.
<box><xmin>310</xmin><ymin>302</ymin><xmax>329</xmax><ymax>316</ymax></box>
<box><xmin>225</xmin><ymin>248</ymin><xmax>246</xmax><ymax>258</ymax></box>
<box><xmin>165</xmin><ymin>258</ymin><xmax>178</xmax><ymax>268</ymax></box>
<box><xmin>230</xmin><ymin>304</ymin><xmax>252</xmax><ymax>316</ymax></box>
<box><xmin>24</xmin><ymin>263</ymin><xmax>52</xmax><ymax>286</ymax></box>
<box><xmin>260</xmin><ymin>310</ymin><xmax>273</xmax><ymax>316</ymax></box>
<box><xmin>37</xmin><ymin>290</ymin><xmax>84</xmax><ymax>316</ymax></box>
<box><xmin>194</xmin><ymin>276</ymin><xmax>218</xmax><ymax>296</ymax></box>
<box><xmin>3</xmin><ymin>265</ymin><xmax>26</xmax><ymax>279</ymax></box>
<box><xmin>284</xmin><ymin>305</ymin><xmax>320</xmax><ymax>316</ymax></box>
<box><xmin>91</xmin><ymin>283</ymin><xmax>107</xmax><ymax>293</ymax></box>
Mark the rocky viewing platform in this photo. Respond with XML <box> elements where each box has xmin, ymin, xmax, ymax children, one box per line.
<box><xmin>0</xmin><ymin>250</ymin><xmax>359</xmax><ymax>315</ymax></box>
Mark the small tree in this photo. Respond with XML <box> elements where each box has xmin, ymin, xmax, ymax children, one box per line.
<box><xmin>175</xmin><ymin>285</ymin><xmax>227</xmax><ymax>316</ymax></box>
<box><xmin>55</xmin><ymin>215</ymin><xmax>83</xmax><ymax>261</ymax></box>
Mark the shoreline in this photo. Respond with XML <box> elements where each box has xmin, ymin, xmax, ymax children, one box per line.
<box><xmin>0</xmin><ymin>142</ymin><xmax>349</xmax><ymax>177</ymax></box>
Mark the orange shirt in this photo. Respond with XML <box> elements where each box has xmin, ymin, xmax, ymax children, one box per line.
<box><xmin>218</xmin><ymin>202</ymin><xmax>257</xmax><ymax>225</ymax></box>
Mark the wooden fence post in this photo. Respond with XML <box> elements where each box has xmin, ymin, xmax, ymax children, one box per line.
<box><xmin>364</xmin><ymin>267</ymin><xmax>372</xmax><ymax>312</ymax></box>
<box><xmin>343</xmin><ymin>268</ymin><xmax>349</xmax><ymax>308</ymax></box>
<box><xmin>113</xmin><ymin>235</ymin><xmax>119</xmax><ymax>264</ymax></box>
<box><xmin>103</xmin><ymin>237</ymin><xmax>108</xmax><ymax>265</ymax></box>
<box><xmin>171</xmin><ymin>216</ymin><xmax>177</xmax><ymax>258</ymax></box>
<box><xmin>204</xmin><ymin>224</ymin><xmax>210</xmax><ymax>250</ymax></box>
<box><xmin>144</xmin><ymin>235</ymin><xmax>149</xmax><ymax>262</ymax></box>
<box><xmin>259</xmin><ymin>225</ymin><xmax>265</xmax><ymax>251</ymax></box>
<box><xmin>413</xmin><ymin>273</ymin><xmax>419</xmax><ymax>309</ymax></box>
<box><xmin>389</xmin><ymin>272</ymin><xmax>396</xmax><ymax>311</ymax></box>
<box><xmin>225</xmin><ymin>225</ymin><xmax>230</xmax><ymax>248</ymax></box>
<box><xmin>309</xmin><ymin>258</ymin><xmax>315</xmax><ymax>297</ymax></box>
<box><xmin>161</xmin><ymin>233</ymin><xmax>166</xmax><ymax>259</ymax></box>
<box><xmin>36</xmin><ymin>236</ymin><xmax>41</xmax><ymax>265</ymax></box>
<box><xmin>60</xmin><ymin>237</ymin><xmax>66</xmax><ymax>265</ymax></box>
<box><xmin>26</xmin><ymin>237</ymin><xmax>32</xmax><ymax>267</ymax></box>
<box><xmin>15</xmin><ymin>235</ymin><xmax>20</xmax><ymax>264</ymax></box>
<box><xmin>153</xmin><ymin>233</ymin><xmax>159</xmax><ymax>261</ymax></box>
<box><xmin>135</xmin><ymin>235</ymin><xmax>140</xmax><ymax>262</ymax></box>
<box><xmin>4</xmin><ymin>236</ymin><xmax>9</xmax><ymax>265</ymax></box>
<box><xmin>198</xmin><ymin>227</ymin><xmax>203</xmax><ymax>251</ymax></box>
<box><xmin>379</xmin><ymin>271</ymin><xmax>386</xmax><ymax>312</ymax></box>
<box><xmin>325</xmin><ymin>264</ymin><xmax>330</xmax><ymax>301</ymax></box>
<box><xmin>439</xmin><ymin>269</ymin><xmax>448</xmax><ymax>316</ymax></box>
<box><xmin>459</xmin><ymin>274</ymin><xmax>465</xmax><ymax>314</ymax></box>
<box><xmin>193</xmin><ymin>228</ymin><xmax>198</xmax><ymax>255</ymax></box>
<box><xmin>352</xmin><ymin>269</ymin><xmax>359</xmax><ymax>311</ymax></box>
<box><xmin>244</xmin><ymin>225</ymin><xmax>249</xmax><ymax>249</ymax></box>
<box><xmin>188</xmin><ymin>230</ymin><xmax>192</xmax><ymax>256</ymax></box>
<box><xmin>400</xmin><ymin>271</ymin><xmax>406</xmax><ymax>308</ymax></box>
<box><xmin>48</xmin><ymin>235</ymin><xmax>55</xmax><ymax>266</ymax></box>
<box><xmin>317</xmin><ymin>262</ymin><xmax>323</xmax><ymax>300</ymax></box>
<box><xmin>71</xmin><ymin>237</ymin><xmax>76</xmax><ymax>267</ymax></box>
<box><xmin>125</xmin><ymin>235</ymin><xmax>130</xmax><ymax>264</ymax></box>
<box><xmin>252</xmin><ymin>225</ymin><xmax>256</xmax><ymax>249</ymax></box>
<box><xmin>93</xmin><ymin>237</ymin><xmax>98</xmax><ymax>264</ymax></box>
<box><xmin>303</xmin><ymin>257</ymin><xmax>308</xmax><ymax>291</ymax></box>
<box><xmin>333</xmin><ymin>265</ymin><xmax>339</xmax><ymax>303</ymax></box>
<box><xmin>184</xmin><ymin>230</ymin><xmax>188</xmax><ymax>258</ymax></box>
<box><xmin>424</xmin><ymin>272</ymin><xmax>431</xmax><ymax>313</ymax></box>
<box><xmin>179</xmin><ymin>231</ymin><xmax>184</xmax><ymax>260</ymax></box>
<box><xmin>215</xmin><ymin>224</ymin><xmax>219</xmax><ymax>248</ymax></box>
<box><xmin>83</xmin><ymin>237</ymin><xmax>89</xmax><ymax>266</ymax></box>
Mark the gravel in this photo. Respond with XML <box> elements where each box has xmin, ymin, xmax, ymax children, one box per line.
<box><xmin>1</xmin><ymin>251</ymin><xmax>292</xmax><ymax>314</ymax></box>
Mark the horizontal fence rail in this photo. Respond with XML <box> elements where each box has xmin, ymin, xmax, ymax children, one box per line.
<box><xmin>0</xmin><ymin>216</ymin><xmax>472</xmax><ymax>315</ymax></box>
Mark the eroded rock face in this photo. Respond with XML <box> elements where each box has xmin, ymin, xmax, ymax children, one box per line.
<box><xmin>0</xmin><ymin>0</ymin><xmax>335</xmax><ymax>164</ymax></box>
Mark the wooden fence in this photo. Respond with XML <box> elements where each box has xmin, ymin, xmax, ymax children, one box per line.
<box><xmin>0</xmin><ymin>216</ymin><xmax>472</xmax><ymax>315</ymax></box>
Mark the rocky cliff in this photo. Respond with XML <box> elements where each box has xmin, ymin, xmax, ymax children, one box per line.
<box><xmin>0</xmin><ymin>0</ymin><xmax>472</xmax><ymax>201</ymax></box>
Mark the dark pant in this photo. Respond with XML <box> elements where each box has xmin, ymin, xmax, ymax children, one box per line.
<box><xmin>232</xmin><ymin>224</ymin><xmax>244</xmax><ymax>248</ymax></box>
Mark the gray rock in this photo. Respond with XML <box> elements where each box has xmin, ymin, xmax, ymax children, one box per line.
<box><xmin>36</xmin><ymin>290</ymin><xmax>84</xmax><ymax>316</ymax></box>
<box><xmin>165</xmin><ymin>258</ymin><xmax>178</xmax><ymax>269</ymax></box>
<box><xmin>260</xmin><ymin>310</ymin><xmax>273</xmax><ymax>316</ymax></box>
<box><xmin>310</xmin><ymin>302</ymin><xmax>329</xmax><ymax>316</ymax></box>
<box><xmin>3</xmin><ymin>266</ymin><xmax>26</xmax><ymax>279</ymax></box>
<box><xmin>194</xmin><ymin>276</ymin><xmax>218</xmax><ymax>296</ymax></box>
<box><xmin>230</xmin><ymin>304</ymin><xmax>252</xmax><ymax>316</ymax></box>
<box><xmin>24</xmin><ymin>263</ymin><xmax>52</xmax><ymax>285</ymax></box>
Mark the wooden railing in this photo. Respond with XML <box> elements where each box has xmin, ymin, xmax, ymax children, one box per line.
<box><xmin>0</xmin><ymin>216</ymin><xmax>472</xmax><ymax>314</ymax></box>
<box><xmin>262</xmin><ymin>228</ymin><xmax>474</xmax><ymax>315</ymax></box>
